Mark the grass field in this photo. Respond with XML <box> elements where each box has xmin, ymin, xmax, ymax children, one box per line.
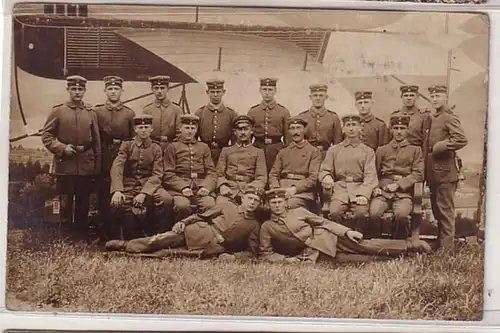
<box><xmin>5</xmin><ymin>225</ymin><xmax>484</xmax><ymax>321</ymax></box>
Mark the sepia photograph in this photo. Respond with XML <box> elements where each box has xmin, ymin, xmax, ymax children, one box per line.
<box><xmin>5</xmin><ymin>3</ymin><xmax>488</xmax><ymax>321</ymax></box>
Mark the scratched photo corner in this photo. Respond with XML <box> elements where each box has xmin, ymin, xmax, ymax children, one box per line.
<box><xmin>5</xmin><ymin>3</ymin><xmax>487</xmax><ymax>320</ymax></box>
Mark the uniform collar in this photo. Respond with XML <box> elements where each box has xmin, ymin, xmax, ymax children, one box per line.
<box><xmin>271</xmin><ymin>212</ymin><xmax>287</xmax><ymax>223</ymax></box>
<box><xmin>106</xmin><ymin>100</ymin><xmax>123</xmax><ymax>111</ymax></box>
<box><xmin>400</xmin><ymin>105</ymin><xmax>416</xmax><ymax>115</ymax></box>
<box><xmin>261</xmin><ymin>100</ymin><xmax>277</xmax><ymax>110</ymax></box>
<box><xmin>179</xmin><ymin>136</ymin><xmax>198</xmax><ymax>145</ymax></box>
<box><xmin>135</xmin><ymin>137</ymin><xmax>152</xmax><ymax>148</ymax></box>
<box><xmin>236</xmin><ymin>141</ymin><xmax>252</xmax><ymax>148</ymax></box>
<box><xmin>309</xmin><ymin>106</ymin><xmax>327</xmax><ymax>117</ymax></box>
<box><xmin>208</xmin><ymin>103</ymin><xmax>224</xmax><ymax>112</ymax></box>
<box><xmin>154</xmin><ymin>98</ymin><xmax>171</xmax><ymax>108</ymax></box>
<box><xmin>360</xmin><ymin>113</ymin><xmax>374</xmax><ymax>122</ymax></box>
<box><xmin>391</xmin><ymin>138</ymin><xmax>409</xmax><ymax>148</ymax></box>
<box><xmin>66</xmin><ymin>100</ymin><xmax>84</xmax><ymax>109</ymax></box>
<box><xmin>434</xmin><ymin>105</ymin><xmax>449</xmax><ymax>117</ymax></box>
<box><xmin>343</xmin><ymin>138</ymin><xmax>361</xmax><ymax>147</ymax></box>
<box><xmin>290</xmin><ymin>139</ymin><xmax>307</xmax><ymax>148</ymax></box>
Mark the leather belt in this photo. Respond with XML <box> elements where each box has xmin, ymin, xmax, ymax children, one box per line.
<box><xmin>337</xmin><ymin>175</ymin><xmax>362</xmax><ymax>182</ymax></box>
<box><xmin>208</xmin><ymin>141</ymin><xmax>228</xmax><ymax>149</ymax></box>
<box><xmin>61</xmin><ymin>141</ymin><xmax>93</xmax><ymax>152</ymax></box>
<box><xmin>227</xmin><ymin>174</ymin><xmax>253</xmax><ymax>182</ymax></box>
<box><xmin>383</xmin><ymin>175</ymin><xmax>403</xmax><ymax>181</ymax></box>
<box><xmin>281</xmin><ymin>173</ymin><xmax>307</xmax><ymax>180</ymax></box>
<box><xmin>255</xmin><ymin>137</ymin><xmax>282</xmax><ymax>145</ymax></box>
<box><xmin>178</xmin><ymin>172</ymin><xmax>205</xmax><ymax>179</ymax></box>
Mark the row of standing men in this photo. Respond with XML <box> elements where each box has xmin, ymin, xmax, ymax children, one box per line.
<box><xmin>40</xmin><ymin>74</ymin><xmax>467</xmax><ymax>251</ymax></box>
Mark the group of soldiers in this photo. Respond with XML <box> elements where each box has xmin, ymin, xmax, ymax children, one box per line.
<box><xmin>40</xmin><ymin>73</ymin><xmax>468</xmax><ymax>263</ymax></box>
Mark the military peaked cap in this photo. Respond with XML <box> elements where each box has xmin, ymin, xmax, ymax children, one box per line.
<box><xmin>243</xmin><ymin>186</ymin><xmax>265</xmax><ymax>200</ymax></box>
<box><xmin>309</xmin><ymin>84</ymin><xmax>328</xmax><ymax>93</ymax></box>
<box><xmin>341</xmin><ymin>114</ymin><xmax>361</xmax><ymax>124</ymax></box>
<box><xmin>134</xmin><ymin>114</ymin><xmax>154</xmax><ymax>126</ymax></box>
<box><xmin>180</xmin><ymin>114</ymin><xmax>200</xmax><ymax>125</ymax></box>
<box><xmin>260</xmin><ymin>77</ymin><xmax>278</xmax><ymax>87</ymax></box>
<box><xmin>149</xmin><ymin>75</ymin><xmax>170</xmax><ymax>86</ymax></box>
<box><xmin>67</xmin><ymin>75</ymin><xmax>87</xmax><ymax>88</ymax></box>
<box><xmin>233</xmin><ymin>115</ymin><xmax>254</xmax><ymax>128</ymax></box>
<box><xmin>354</xmin><ymin>91</ymin><xmax>372</xmax><ymax>101</ymax></box>
<box><xmin>104</xmin><ymin>75</ymin><xmax>123</xmax><ymax>88</ymax></box>
<box><xmin>390</xmin><ymin>114</ymin><xmax>410</xmax><ymax>127</ymax></box>
<box><xmin>288</xmin><ymin>116</ymin><xmax>308</xmax><ymax>127</ymax></box>
<box><xmin>206</xmin><ymin>79</ymin><xmax>225</xmax><ymax>90</ymax></box>
<box><xmin>400</xmin><ymin>85</ymin><xmax>419</xmax><ymax>94</ymax></box>
<box><xmin>265</xmin><ymin>188</ymin><xmax>287</xmax><ymax>200</ymax></box>
<box><xmin>428</xmin><ymin>85</ymin><xmax>448</xmax><ymax>94</ymax></box>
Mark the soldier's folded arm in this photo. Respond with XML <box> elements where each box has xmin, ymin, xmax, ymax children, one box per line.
<box><xmin>41</xmin><ymin>108</ymin><xmax>67</xmax><ymax>157</ymax></box>
<box><xmin>357</xmin><ymin>148</ymin><xmax>378</xmax><ymax>199</ymax></box>
<box><xmin>294</xmin><ymin>149</ymin><xmax>321</xmax><ymax>193</ymax></box>
<box><xmin>268</xmin><ymin>150</ymin><xmax>283</xmax><ymax>189</ymax></box>
<box><xmin>251</xmin><ymin>148</ymin><xmax>268</xmax><ymax>189</ymax></box>
<box><xmin>109</xmin><ymin>141</ymin><xmax>130</xmax><ymax>194</ymax></box>
<box><xmin>444</xmin><ymin>112</ymin><xmax>468</xmax><ymax>151</ymax></box>
<box><xmin>215</xmin><ymin>148</ymin><xmax>230</xmax><ymax>189</ymax></box>
<box><xmin>140</xmin><ymin>145</ymin><xmax>164</xmax><ymax>196</ymax></box>
<box><xmin>163</xmin><ymin>144</ymin><xmax>190</xmax><ymax>192</ymax></box>
<box><xmin>200</xmin><ymin>146</ymin><xmax>218</xmax><ymax>192</ymax></box>
<box><xmin>397</xmin><ymin>146</ymin><xmax>425</xmax><ymax>191</ymax></box>
<box><xmin>318</xmin><ymin>146</ymin><xmax>336</xmax><ymax>182</ymax></box>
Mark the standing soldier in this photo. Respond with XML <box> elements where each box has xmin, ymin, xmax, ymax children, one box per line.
<box><xmin>94</xmin><ymin>76</ymin><xmax>136</xmax><ymax>239</ymax></box>
<box><xmin>142</xmin><ymin>75</ymin><xmax>184</xmax><ymax>149</ymax></box>
<box><xmin>369</xmin><ymin>115</ymin><xmax>424</xmax><ymax>240</ymax></box>
<box><xmin>354</xmin><ymin>91</ymin><xmax>390</xmax><ymax>151</ymax></box>
<box><xmin>269</xmin><ymin>116</ymin><xmax>321</xmax><ymax>211</ymax></box>
<box><xmin>163</xmin><ymin>114</ymin><xmax>217</xmax><ymax>222</ymax></box>
<box><xmin>299</xmin><ymin>84</ymin><xmax>343</xmax><ymax>158</ymax></box>
<box><xmin>390</xmin><ymin>85</ymin><xmax>432</xmax><ymax>147</ymax></box>
<box><xmin>195</xmin><ymin>79</ymin><xmax>238</xmax><ymax>165</ymax></box>
<box><xmin>216</xmin><ymin>115</ymin><xmax>267</xmax><ymax>206</ymax></box>
<box><xmin>248</xmin><ymin>77</ymin><xmax>291</xmax><ymax>172</ymax></box>
<box><xmin>109</xmin><ymin>115</ymin><xmax>172</xmax><ymax>240</ymax></box>
<box><xmin>425</xmin><ymin>85</ymin><xmax>467</xmax><ymax>250</ymax></box>
<box><xmin>41</xmin><ymin>75</ymin><xmax>101</xmax><ymax>241</ymax></box>
<box><xmin>318</xmin><ymin>114</ymin><xmax>378</xmax><ymax>234</ymax></box>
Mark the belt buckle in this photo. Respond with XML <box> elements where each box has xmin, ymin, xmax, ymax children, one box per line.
<box><xmin>211</xmin><ymin>141</ymin><xmax>219</xmax><ymax>148</ymax></box>
<box><xmin>264</xmin><ymin>138</ymin><xmax>272</xmax><ymax>144</ymax></box>
<box><xmin>346</xmin><ymin>176</ymin><xmax>353</xmax><ymax>182</ymax></box>
<box><xmin>235</xmin><ymin>175</ymin><xmax>244</xmax><ymax>181</ymax></box>
<box><xmin>191</xmin><ymin>172</ymin><xmax>198</xmax><ymax>179</ymax></box>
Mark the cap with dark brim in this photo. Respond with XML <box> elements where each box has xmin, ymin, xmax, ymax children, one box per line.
<box><xmin>233</xmin><ymin>115</ymin><xmax>254</xmax><ymax>128</ymax></box>
<box><xmin>67</xmin><ymin>75</ymin><xmax>87</xmax><ymax>87</ymax></box>
<box><xmin>341</xmin><ymin>114</ymin><xmax>361</xmax><ymax>124</ymax></box>
<box><xmin>309</xmin><ymin>84</ymin><xmax>328</xmax><ymax>93</ymax></box>
<box><xmin>288</xmin><ymin>116</ymin><xmax>308</xmax><ymax>127</ymax></box>
<box><xmin>104</xmin><ymin>75</ymin><xmax>123</xmax><ymax>88</ymax></box>
<box><xmin>206</xmin><ymin>79</ymin><xmax>225</xmax><ymax>90</ymax></box>
<box><xmin>428</xmin><ymin>85</ymin><xmax>448</xmax><ymax>94</ymax></box>
<box><xmin>390</xmin><ymin>115</ymin><xmax>410</xmax><ymax>127</ymax></box>
<box><xmin>134</xmin><ymin>114</ymin><xmax>154</xmax><ymax>126</ymax></box>
<box><xmin>265</xmin><ymin>188</ymin><xmax>287</xmax><ymax>200</ymax></box>
<box><xmin>149</xmin><ymin>75</ymin><xmax>170</xmax><ymax>86</ymax></box>
<box><xmin>180</xmin><ymin>114</ymin><xmax>200</xmax><ymax>125</ymax></box>
<box><xmin>354</xmin><ymin>91</ymin><xmax>372</xmax><ymax>101</ymax></box>
<box><xmin>260</xmin><ymin>77</ymin><xmax>278</xmax><ymax>87</ymax></box>
<box><xmin>400</xmin><ymin>85</ymin><xmax>419</xmax><ymax>93</ymax></box>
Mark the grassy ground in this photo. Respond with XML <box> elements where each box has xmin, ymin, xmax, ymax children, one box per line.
<box><xmin>5</xmin><ymin>225</ymin><xmax>484</xmax><ymax>320</ymax></box>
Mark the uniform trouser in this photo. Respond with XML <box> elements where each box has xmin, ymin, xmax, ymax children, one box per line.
<box><xmin>173</xmin><ymin>195</ymin><xmax>216</xmax><ymax>222</ymax></box>
<box><xmin>287</xmin><ymin>196</ymin><xmax>315</xmax><ymax>210</ymax></box>
<box><xmin>369</xmin><ymin>196</ymin><xmax>413</xmax><ymax>238</ymax></box>
<box><xmin>429</xmin><ymin>182</ymin><xmax>458</xmax><ymax>248</ymax></box>
<box><xmin>253</xmin><ymin>141</ymin><xmax>284</xmax><ymax>175</ymax></box>
<box><xmin>97</xmin><ymin>173</ymin><xmax>112</xmax><ymax>237</ymax></box>
<box><xmin>329</xmin><ymin>199</ymin><xmax>369</xmax><ymax>233</ymax></box>
<box><xmin>56</xmin><ymin>175</ymin><xmax>93</xmax><ymax>237</ymax></box>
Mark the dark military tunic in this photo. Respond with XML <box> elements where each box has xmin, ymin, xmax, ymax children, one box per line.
<box><xmin>390</xmin><ymin>106</ymin><xmax>431</xmax><ymax>147</ymax></box>
<box><xmin>359</xmin><ymin>113</ymin><xmax>390</xmax><ymax>151</ymax></box>
<box><xmin>216</xmin><ymin>143</ymin><xmax>267</xmax><ymax>200</ymax></box>
<box><xmin>248</xmin><ymin>100</ymin><xmax>291</xmax><ymax>171</ymax></box>
<box><xmin>269</xmin><ymin>140</ymin><xmax>321</xmax><ymax>206</ymax></box>
<box><xmin>299</xmin><ymin>107</ymin><xmax>343</xmax><ymax>157</ymax></box>
<box><xmin>194</xmin><ymin>103</ymin><xmax>238</xmax><ymax>164</ymax></box>
<box><xmin>142</xmin><ymin>99</ymin><xmax>184</xmax><ymax>147</ymax></box>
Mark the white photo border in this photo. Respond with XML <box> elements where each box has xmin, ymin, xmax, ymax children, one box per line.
<box><xmin>0</xmin><ymin>0</ymin><xmax>499</xmax><ymax>331</ymax></box>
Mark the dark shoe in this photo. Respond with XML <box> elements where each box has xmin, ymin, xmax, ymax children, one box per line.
<box><xmin>105</xmin><ymin>240</ymin><xmax>126</xmax><ymax>251</ymax></box>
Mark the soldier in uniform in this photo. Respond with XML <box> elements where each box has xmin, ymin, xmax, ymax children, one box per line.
<box><xmin>41</xmin><ymin>75</ymin><xmax>101</xmax><ymax>240</ymax></box>
<box><xmin>390</xmin><ymin>85</ymin><xmax>432</xmax><ymax>147</ymax></box>
<box><xmin>105</xmin><ymin>186</ymin><xmax>264</xmax><ymax>260</ymax></box>
<box><xmin>142</xmin><ymin>75</ymin><xmax>184</xmax><ymax>149</ymax></box>
<box><xmin>318</xmin><ymin>114</ymin><xmax>378</xmax><ymax>234</ymax></box>
<box><xmin>194</xmin><ymin>79</ymin><xmax>238</xmax><ymax>165</ymax></box>
<box><xmin>425</xmin><ymin>85</ymin><xmax>468</xmax><ymax>250</ymax></box>
<box><xmin>216</xmin><ymin>115</ymin><xmax>267</xmax><ymax>206</ymax></box>
<box><xmin>369</xmin><ymin>115</ymin><xmax>424</xmax><ymax>239</ymax></box>
<box><xmin>94</xmin><ymin>76</ymin><xmax>136</xmax><ymax>239</ymax></box>
<box><xmin>269</xmin><ymin>116</ymin><xmax>321</xmax><ymax>211</ymax></box>
<box><xmin>299</xmin><ymin>84</ymin><xmax>343</xmax><ymax>158</ymax></box>
<box><xmin>259</xmin><ymin>188</ymin><xmax>431</xmax><ymax>264</ymax></box>
<box><xmin>163</xmin><ymin>114</ymin><xmax>217</xmax><ymax>222</ymax></box>
<box><xmin>354</xmin><ymin>91</ymin><xmax>390</xmax><ymax>151</ymax></box>
<box><xmin>248</xmin><ymin>77</ymin><xmax>292</xmax><ymax>172</ymax></box>
<box><xmin>109</xmin><ymin>115</ymin><xmax>172</xmax><ymax>240</ymax></box>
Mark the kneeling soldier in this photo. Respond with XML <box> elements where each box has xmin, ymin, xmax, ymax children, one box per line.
<box><xmin>269</xmin><ymin>116</ymin><xmax>321</xmax><ymax>211</ymax></box>
<box><xmin>216</xmin><ymin>115</ymin><xmax>267</xmax><ymax>206</ymax></box>
<box><xmin>163</xmin><ymin>114</ymin><xmax>217</xmax><ymax>221</ymax></box>
<box><xmin>318</xmin><ymin>114</ymin><xmax>378</xmax><ymax>233</ymax></box>
<box><xmin>369</xmin><ymin>115</ymin><xmax>424</xmax><ymax>239</ymax></box>
<box><xmin>109</xmin><ymin>115</ymin><xmax>173</xmax><ymax>240</ymax></box>
<box><xmin>259</xmin><ymin>188</ymin><xmax>431</xmax><ymax>264</ymax></box>
<box><xmin>105</xmin><ymin>186</ymin><xmax>264</xmax><ymax>259</ymax></box>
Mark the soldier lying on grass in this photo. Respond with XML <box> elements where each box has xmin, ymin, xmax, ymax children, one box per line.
<box><xmin>259</xmin><ymin>188</ymin><xmax>432</xmax><ymax>264</ymax></box>
<box><xmin>105</xmin><ymin>186</ymin><xmax>264</xmax><ymax>260</ymax></box>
